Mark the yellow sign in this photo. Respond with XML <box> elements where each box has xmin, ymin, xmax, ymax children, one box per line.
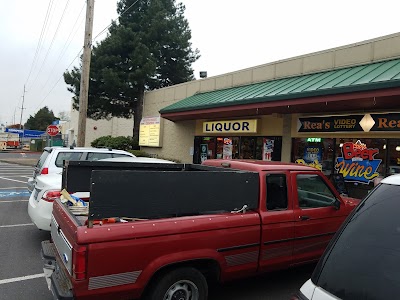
<box><xmin>139</xmin><ymin>117</ymin><xmax>161</xmax><ymax>147</ymax></box>
<box><xmin>203</xmin><ymin>119</ymin><xmax>258</xmax><ymax>134</ymax></box>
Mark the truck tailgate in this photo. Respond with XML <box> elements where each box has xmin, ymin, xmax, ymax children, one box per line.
<box><xmin>42</xmin><ymin>199</ymin><xmax>83</xmax><ymax>299</ymax></box>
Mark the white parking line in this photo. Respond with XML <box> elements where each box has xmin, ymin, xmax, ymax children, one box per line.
<box><xmin>0</xmin><ymin>223</ymin><xmax>34</xmax><ymax>228</ymax></box>
<box><xmin>0</xmin><ymin>177</ymin><xmax>26</xmax><ymax>184</ymax></box>
<box><xmin>0</xmin><ymin>175</ymin><xmax>32</xmax><ymax>177</ymax></box>
<box><xmin>0</xmin><ymin>200</ymin><xmax>29</xmax><ymax>203</ymax></box>
<box><xmin>0</xmin><ymin>273</ymin><xmax>45</xmax><ymax>285</ymax></box>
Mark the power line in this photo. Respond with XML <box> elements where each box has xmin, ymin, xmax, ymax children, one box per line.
<box><xmin>34</xmin><ymin>47</ymin><xmax>83</xmax><ymax>112</ymax></box>
<box><xmin>29</xmin><ymin>0</ymin><xmax>70</xmax><ymax>90</ymax></box>
<box><xmin>32</xmin><ymin>0</ymin><xmax>141</xmax><ymax>115</ymax></box>
<box><xmin>92</xmin><ymin>0</ymin><xmax>140</xmax><ymax>42</ymax></box>
<box><xmin>38</xmin><ymin>2</ymin><xmax>85</xmax><ymax>95</ymax></box>
<box><xmin>25</xmin><ymin>0</ymin><xmax>54</xmax><ymax>86</ymax></box>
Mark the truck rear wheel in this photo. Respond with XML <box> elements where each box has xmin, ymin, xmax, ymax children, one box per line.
<box><xmin>146</xmin><ymin>267</ymin><xmax>208</xmax><ymax>300</ymax></box>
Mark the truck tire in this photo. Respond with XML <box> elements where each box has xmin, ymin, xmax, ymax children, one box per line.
<box><xmin>145</xmin><ymin>267</ymin><xmax>208</xmax><ymax>300</ymax></box>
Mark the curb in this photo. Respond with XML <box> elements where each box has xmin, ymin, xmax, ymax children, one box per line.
<box><xmin>0</xmin><ymin>159</ymin><xmax>37</xmax><ymax>167</ymax></box>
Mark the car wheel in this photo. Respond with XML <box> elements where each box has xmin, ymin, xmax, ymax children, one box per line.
<box><xmin>145</xmin><ymin>267</ymin><xmax>208</xmax><ymax>300</ymax></box>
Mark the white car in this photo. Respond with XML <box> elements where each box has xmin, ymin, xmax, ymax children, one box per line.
<box><xmin>294</xmin><ymin>174</ymin><xmax>400</xmax><ymax>300</ymax></box>
<box><xmin>28</xmin><ymin>156</ymin><xmax>174</xmax><ymax>231</ymax></box>
<box><xmin>27</xmin><ymin>146</ymin><xmax>136</xmax><ymax>192</ymax></box>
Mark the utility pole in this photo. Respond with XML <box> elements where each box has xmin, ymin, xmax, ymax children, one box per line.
<box><xmin>77</xmin><ymin>0</ymin><xmax>95</xmax><ymax>147</ymax></box>
<box><xmin>19</xmin><ymin>85</ymin><xmax>26</xmax><ymax>129</ymax></box>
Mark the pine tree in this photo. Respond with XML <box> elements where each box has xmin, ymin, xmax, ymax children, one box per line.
<box><xmin>64</xmin><ymin>0</ymin><xmax>199</xmax><ymax>138</ymax></box>
<box><xmin>24</xmin><ymin>107</ymin><xmax>59</xmax><ymax>131</ymax></box>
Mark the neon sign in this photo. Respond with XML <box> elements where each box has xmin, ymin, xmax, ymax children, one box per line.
<box><xmin>335</xmin><ymin>140</ymin><xmax>381</xmax><ymax>184</ymax></box>
<box><xmin>307</xmin><ymin>138</ymin><xmax>322</xmax><ymax>142</ymax></box>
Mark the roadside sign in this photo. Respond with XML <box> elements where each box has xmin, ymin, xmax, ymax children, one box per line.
<box><xmin>46</xmin><ymin>125</ymin><xmax>59</xmax><ymax>136</ymax></box>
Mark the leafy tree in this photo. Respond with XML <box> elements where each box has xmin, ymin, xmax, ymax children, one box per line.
<box><xmin>64</xmin><ymin>0</ymin><xmax>199</xmax><ymax>138</ymax></box>
<box><xmin>24</xmin><ymin>107</ymin><xmax>59</xmax><ymax>131</ymax></box>
<box><xmin>58</xmin><ymin>111</ymin><xmax>70</xmax><ymax>121</ymax></box>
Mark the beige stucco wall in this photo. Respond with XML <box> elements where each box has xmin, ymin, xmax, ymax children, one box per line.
<box><xmin>69</xmin><ymin>108</ymin><xmax>134</xmax><ymax>147</ymax></box>
<box><xmin>140</xmin><ymin>32</ymin><xmax>400</xmax><ymax>162</ymax></box>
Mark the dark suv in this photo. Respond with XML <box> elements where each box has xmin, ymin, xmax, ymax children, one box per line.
<box><xmin>294</xmin><ymin>174</ymin><xmax>400</xmax><ymax>300</ymax></box>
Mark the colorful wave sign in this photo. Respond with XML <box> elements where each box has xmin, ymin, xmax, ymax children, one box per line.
<box><xmin>335</xmin><ymin>141</ymin><xmax>381</xmax><ymax>184</ymax></box>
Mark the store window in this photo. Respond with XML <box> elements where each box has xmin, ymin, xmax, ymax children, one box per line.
<box><xmin>216</xmin><ymin>137</ymin><xmax>240</xmax><ymax>159</ymax></box>
<box><xmin>292</xmin><ymin>138</ymin><xmax>335</xmax><ymax>176</ymax></box>
<box><xmin>194</xmin><ymin>136</ymin><xmax>282</xmax><ymax>164</ymax></box>
<box><xmin>387</xmin><ymin>139</ymin><xmax>400</xmax><ymax>175</ymax></box>
<box><xmin>334</xmin><ymin>138</ymin><xmax>386</xmax><ymax>199</ymax></box>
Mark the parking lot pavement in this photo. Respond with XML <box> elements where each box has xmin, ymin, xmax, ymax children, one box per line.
<box><xmin>0</xmin><ymin>162</ymin><xmax>313</xmax><ymax>299</ymax></box>
<box><xmin>0</xmin><ymin>162</ymin><xmax>53</xmax><ymax>299</ymax></box>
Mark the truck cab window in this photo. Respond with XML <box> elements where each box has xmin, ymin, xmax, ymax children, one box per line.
<box><xmin>266</xmin><ymin>174</ymin><xmax>288</xmax><ymax>210</ymax></box>
<box><xmin>297</xmin><ymin>174</ymin><xmax>336</xmax><ymax>209</ymax></box>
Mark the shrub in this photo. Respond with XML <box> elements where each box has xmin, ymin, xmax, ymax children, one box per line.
<box><xmin>128</xmin><ymin>150</ymin><xmax>149</xmax><ymax>157</ymax></box>
<box><xmin>91</xmin><ymin>136</ymin><xmax>135</xmax><ymax>151</ymax></box>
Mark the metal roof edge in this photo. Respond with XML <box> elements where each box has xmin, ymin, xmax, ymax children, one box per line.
<box><xmin>159</xmin><ymin>80</ymin><xmax>400</xmax><ymax>114</ymax></box>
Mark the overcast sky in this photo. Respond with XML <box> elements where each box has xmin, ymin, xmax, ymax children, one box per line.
<box><xmin>1</xmin><ymin>0</ymin><xmax>399</xmax><ymax>126</ymax></box>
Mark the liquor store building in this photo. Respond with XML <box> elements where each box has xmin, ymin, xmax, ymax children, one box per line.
<box><xmin>140</xmin><ymin>33</ymin><xmax>400</xmax><ymax>198</ymax></box>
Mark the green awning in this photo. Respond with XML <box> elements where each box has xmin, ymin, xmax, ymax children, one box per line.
<box><xmin>160</xmin><ymin>59</ymin><xmax>400</xmax><ymax>114</ymax></box>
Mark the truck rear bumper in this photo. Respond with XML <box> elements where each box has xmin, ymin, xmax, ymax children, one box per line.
<box><xmin>42</xmin><ymin>240</ymin><xmax>74</xmax><ymax>300</ymax></box>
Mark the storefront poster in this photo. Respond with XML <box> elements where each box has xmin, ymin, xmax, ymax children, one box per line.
<box><xmin>200</xmin><ymin>144</ymin><xmax>208</xmax><ymax>163</ymax></box>
<box><xmin>295</xmin><ymin>145</ymin><xmax>323</xmax><ymax>170</ymax></box>
<box><xmin>139</xmin><ymin>116</ymin><xmax>161</xmax><ymax>147</ymax></box>
<box><xmin>303</xmin><ymin>146</ymin><xmax>322</xmax><ymax>164</ymax></box>
<box><xmin>335</xmin><ymin>140</ymin><xmax>381</xmax><ymax>184</ymax></box>
<box><xmin>223</xmin><ymin>138</ymin><xmax>233</xmax><ymax>159</ymax></box>
<box><xmin>263</xmin><ymin>138</ymin><xmax>274</xmax><ymax>161</ymax></box>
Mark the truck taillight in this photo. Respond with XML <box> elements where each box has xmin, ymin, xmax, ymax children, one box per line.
<box><xmin>42</xmin><ymin>190</ymin><xmax>61</xmax><ymax>202</ymax></box>
<box><xmin>40</xmin><ymin>168</ymin><xmax>49</xmax><ymax>175</ymax></box>
<box><xmin>72</xmin><ymin>245</ymin><xmax>87</xmax><ymax>281</ymax></box>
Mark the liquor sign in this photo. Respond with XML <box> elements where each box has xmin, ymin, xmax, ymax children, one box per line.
<box><xmin>203</xmin><ymin>119</ymin><xmax>258</xmax><ymax>134</ymax></box>
<box><xmin>335</xmin><ymin>140</ymin><xmax>381</xmax><ymax>184</ymax></box>
<box><xmin>139</xmin><ymin>117</ymin><xmax>161</xmax><ymax>147</ymax></box>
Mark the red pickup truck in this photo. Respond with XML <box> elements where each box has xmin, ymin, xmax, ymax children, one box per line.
<box><xmin>42</xmin><ymin>159</ymin><xmax>359</xmax><ymax>300</ymax></box>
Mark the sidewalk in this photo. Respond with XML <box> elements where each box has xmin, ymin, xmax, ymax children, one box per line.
<box><xmin>0</xmin><ymin>158</ymin><xmax>37</xmax><ymax>166</ymax></box>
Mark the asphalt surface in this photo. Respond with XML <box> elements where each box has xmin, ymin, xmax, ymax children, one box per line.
<box><xmin>0</xmin><ymin>157</ymin><xmax>314</xmax><ymax>300</ymax></box>
<box><xmin>0</xmin><ymin>162</ymin><xmax>53</xmax><ymax>300</ymax></box>
<box><xmin>0</xmin><ymin>150</ymin><xmax>40</xmax><ymax>166</ymax></box>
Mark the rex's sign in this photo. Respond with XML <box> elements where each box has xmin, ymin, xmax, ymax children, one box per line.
<box><xmin>369</xmin><ymin>113</ymin><xmax>400</xmax><ymax>131</ymax></box>
<box><xmin>298</xmin><ymin>113</ymin><xmax>400</xmax><ymax>133</ymax></box>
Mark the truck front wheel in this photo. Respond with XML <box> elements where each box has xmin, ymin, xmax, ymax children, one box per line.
<box><xmin>146</xmin><ymin>267</ymin><xmax>208</xmax><ymax>300</ymax></box>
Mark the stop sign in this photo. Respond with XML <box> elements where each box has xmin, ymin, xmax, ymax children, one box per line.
<box><xmin>46</xmin><ymin>125</ymin><xmax>60</xmax><ymax>136</ymax></box>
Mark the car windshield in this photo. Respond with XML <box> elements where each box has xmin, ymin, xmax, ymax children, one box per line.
<box><xmin>312</xmin><ymin>183</ymin><xmax>400</xmax><ymax>300</ymax></box>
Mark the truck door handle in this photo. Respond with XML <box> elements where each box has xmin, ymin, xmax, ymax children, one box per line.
<box><xmin>300</xmin><ymin>215</ymin><xmax>310</xmax><ymax>220</ymax></box>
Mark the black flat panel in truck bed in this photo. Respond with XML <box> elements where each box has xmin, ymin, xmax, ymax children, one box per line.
<box><xmin>62</xmin><ymin>160</ymin><xmax>183</xmax><ymax>192</ymax></box>
<box><xmin>89</xmin><ymin>170</ymin><xmax>259</xmax><ymax>220</ymax></box>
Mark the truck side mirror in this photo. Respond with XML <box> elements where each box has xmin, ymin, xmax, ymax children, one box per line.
<box><xmin>333</xmin><ymin>199</ymin><xmax>341</xmax><ymax>210</ymax></box>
